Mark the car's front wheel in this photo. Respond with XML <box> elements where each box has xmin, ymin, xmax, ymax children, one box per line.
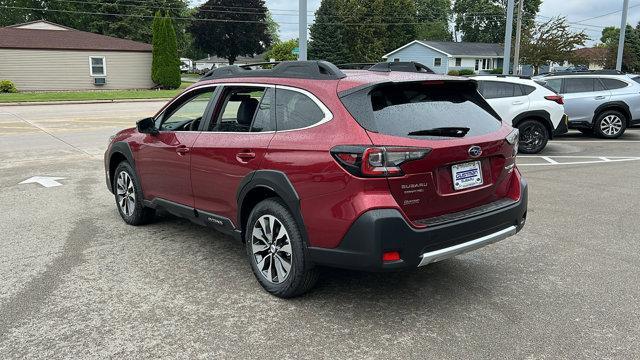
<box><xmin>517</xmin><ymin>119</ymin><xmax>549</xmax><ymax>154</ymax></box>
<box><xmin>594</xmin><ymin>110</ymin><xmax>626</xmax><ymax>139</ymax></box>
<box><xmin>245</xmin><ymin>198</ymin><xmax>319</xmax><ymax>298</ymax></box>
<box><xmin>113</xmin><ymin>162</ymin><xmax>155</xmax><ymax>225</ymax></box>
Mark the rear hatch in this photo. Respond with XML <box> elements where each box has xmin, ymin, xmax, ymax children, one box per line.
<box><xmin>339</xmin><ymin>79</ymin><xmax>518</xmax><ymax>223</ymax></box>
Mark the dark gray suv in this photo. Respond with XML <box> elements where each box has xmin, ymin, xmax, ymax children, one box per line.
<box><xmin>535</xmin><ymin>72</ymin><xmax>640</xmax><ymax>138</ymax></box>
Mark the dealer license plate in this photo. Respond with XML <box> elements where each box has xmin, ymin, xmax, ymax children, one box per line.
<box><xmin>452</xmin><ymin>161</ymin><xmax>483</xmax><ymax>190</ymax></box>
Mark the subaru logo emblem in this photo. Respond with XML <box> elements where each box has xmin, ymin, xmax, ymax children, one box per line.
<box><xmin>468</xmin><ymin>146</ymin><xmax>482</xmax><ymax>158</ymax></box>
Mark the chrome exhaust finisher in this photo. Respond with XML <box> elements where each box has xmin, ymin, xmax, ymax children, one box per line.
<box><xmin>418</xmin><ymin>226</ymin><xmax>518</xmax><ymax>267</ymax></box>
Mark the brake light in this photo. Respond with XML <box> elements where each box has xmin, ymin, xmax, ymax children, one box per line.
<box><xmin>331</xmin><ymin>146</ymin><xmax>431</xmax><ymax>178</ymax></box>
<box><xmin>544</xmin><ymin>95</ymin><xmax>564</xmax><ymax>105</ymax></box>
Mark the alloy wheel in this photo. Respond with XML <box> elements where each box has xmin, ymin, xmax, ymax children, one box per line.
<box><xmin>520</xmin><ymin>123</ymin><xmax>545</xmax><ymax>152</ymax></box>
<box><xmin>600</xmin><ymin>115</ymin><xmax>623</xmax><ymax>136</ymax></box>
<box><xmin>251</xmin><ymin>215</ymin><xmax>293</xmax><ymax>284</ymax></box>
<box><xmin>116</xmin><ymin>171</ymin><xmax>136</xmax><ymax>217</ymax></box>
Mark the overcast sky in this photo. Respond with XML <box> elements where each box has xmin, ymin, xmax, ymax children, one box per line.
<box><xmin>195</xmin><ymin>0</ymin><xmax>640</xmax><ymax>46</ymax></box>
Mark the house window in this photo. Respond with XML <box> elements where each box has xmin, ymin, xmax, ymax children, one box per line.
<box><xmin>482</xmin><ymin>59</ymin><xmax>487</xmax><ymax>70</ymax></box>
<box><xmin>434</xmin><ymin>58</ymin><xmax>442</xmax><ymax>67</ymax></box>
<box><xmin>89</xmin><ymin>56</ymin><xmax>106</xmax><ymax>76</ymax></box>
<box><xmin>475</xmin><ymin>60</ymin><xmax>479</xmax><ymax>71</ymax></box>
<box><xmin>455</xmin><ymin>58</ymin><xmax>462</xmax><ymax>67</ymax></box>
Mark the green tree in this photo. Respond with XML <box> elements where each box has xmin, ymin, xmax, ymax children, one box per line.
<box><xmin>152</xmin><ymin>14</ymin><xmax>181</xmax><ymax>88</ymax></box>
<box><xmin>415</xmin><ymin>0</ymin><xmax>452</xmax><ymax>41</ymax></box>
<box><xmin>520</xmin><ymin>17</ymin><xmax>588</xmax><ymax>75</ymax></box>
<box><xmin>151</xmin><ymin>11</ymin><xmax>163</xmax><ymax>85</ymax></box>
<box><xmin>266</xmin><ymin>11</ymin><xmax>281</xmax><ymax>44</ymax></box>
<box><xmin>600</xmin><ymin>25</ymin><xmax>640</xmax><ymax>72</ymax></box>
<box><xmin>454</xmin><ymin>0</ymin><xmax>541</xmax><ymax>43</ymax></box>
<box><xmin>264</xmin><ymin>39</ymin><xmax>298</xmax><ymax>61</ymax></box>
<box><xmin>189</xmin><ymin>0</ymin><xmax>272</xmax><ymax>64</ymax></box>
<box><xmin>308</xmin><ymin>0</ymin><xmax>348</xmax><ymax>63</ymax></box>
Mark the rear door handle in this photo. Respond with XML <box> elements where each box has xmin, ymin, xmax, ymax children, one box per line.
<box><xmin>176</xmin><ymin>145</ymin><xmax>190</xmax><ymax>156</ymax></box>
<box><xmin>512</xmin><ymin>101</ymin><xmax>524</xmax><ymax>105</ymax></box>
<box><xmin>595</xmin><ymin>96</ymin><xmax>606</xmax><ymax>100</ymax></box>
<box><xmin>236</xmin><ymin>151</ymin><xmax>256</xmax><ymax>161</ymax></box>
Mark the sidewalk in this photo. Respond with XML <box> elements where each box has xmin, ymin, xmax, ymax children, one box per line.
<box><xmin>0</xmin><ymin>98</ymin><xmax>172</xmax><ymax>107</ymax></box>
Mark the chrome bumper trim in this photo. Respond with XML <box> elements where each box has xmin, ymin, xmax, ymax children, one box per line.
<box><xmin>418</xmin><ymin>225</ymin><xmax>517</xmax><ymax>267</ymax></box>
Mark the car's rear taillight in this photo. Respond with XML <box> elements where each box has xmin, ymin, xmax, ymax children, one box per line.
<box><xmin>331</xmin><ymin>146</ymin><xmax>431</xmax><ymax>177</ymax></box>
<box><xmin>544</xmin><ymin>95</ymin><xmax>564</xmax><ymax>105</ymax></box>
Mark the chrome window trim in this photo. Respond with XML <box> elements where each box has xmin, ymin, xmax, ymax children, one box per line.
<box><xmin>189</xmin><ymin>82</ymin><xmax>333</xmax><ymax>134</ymax></box>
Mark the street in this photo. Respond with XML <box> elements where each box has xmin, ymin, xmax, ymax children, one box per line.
<box><xmin>1</xmin><ymin>101</ymin><xmax>639</xmax><ymax>359</ymax></box>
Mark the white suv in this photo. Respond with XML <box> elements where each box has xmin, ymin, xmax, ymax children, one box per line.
<box><xmin>475</xmin><ymin>76</ymin><xmax>568</xmax><ymax>153</ymax></box>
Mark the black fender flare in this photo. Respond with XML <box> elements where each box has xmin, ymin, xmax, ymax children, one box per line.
<box><xmin>512</xmin><ymin>110</ymin><xmax>554</xmax><ymax>139</ymax></box>
<box><xmin>106</xmin><ymin>141</ymin><xmax>135</xmax><ymax>193</ymax></box>
<box><xmin>593</xmin><ymin>101</ymin><xmax>631</xmax><ymax>125</ymax></box>
<box><xmin>236</xmin><ymin>170</ymin><xmax>308</xmax><ymax>243</ymax></box>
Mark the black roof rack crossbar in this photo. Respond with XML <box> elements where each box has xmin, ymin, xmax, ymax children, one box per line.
<box><xmin>470</xmin><ymin>74</ymin><xmax>532</xmax><ymax>80</ymax></box>
<box><xmin>199</xmin><ymin>60</ymin><xmax>347</xmax><ymax>81</ymax></box>
<box><xmin>336</xmin><ymin>63</ymin><xmax>376</xmax><ymax>70</ymax></box>
<box><xmin>540</xmin><ymin>69</ymin><xmax>625</xmax><ymax>77</ymax></box>
<box><xmin>368</xmin><ymin>61</ymin><xmax>435</xmax><ymax>74</ymax></box>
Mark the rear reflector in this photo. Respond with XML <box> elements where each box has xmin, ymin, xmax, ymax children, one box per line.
<box><xmin>544</xmin><ymin>95</ymin><xmax>564</xmax><ymax>105</ymax></box>
<box><xmin>383</xmin><ymin>251</ymin><xmax>401</xmax><ymax>262</ymax></box>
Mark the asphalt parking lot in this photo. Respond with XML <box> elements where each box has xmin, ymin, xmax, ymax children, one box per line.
<box><xmin>1</xmin><ymin>101</ymin><xmax>639</xmax><ymax>359</ymax></box>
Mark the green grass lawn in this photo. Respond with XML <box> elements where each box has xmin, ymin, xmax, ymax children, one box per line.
<box><xmin>0</xmin><ymin>83</ymin><xmax>190</xmax><ymax>103</ymax></box>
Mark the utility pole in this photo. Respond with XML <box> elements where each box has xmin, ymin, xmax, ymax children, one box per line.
<box><xmin>512</xmin><ymin>0</ymin><xmax>524</xmax><ymax>75</ymax></box>
<box><xmin>503</xmin><ymin>0</ymin><xmax>515</xmax><ymax>75</ymax></box>
<box><xmin>298</xmin><ymin>0</ymin><xmax>308</xmax><ymax>61</ymax></box>
<box><xmin>616</xmin><ymin>0</ymin><xmax>630</xmax><ymax>71</ymax></box>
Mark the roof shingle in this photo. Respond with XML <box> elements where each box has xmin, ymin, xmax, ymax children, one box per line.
<box><xmin>0</xmin><ymin>26</ymin><xmax>152</xmax><ymax>52</ymax></box>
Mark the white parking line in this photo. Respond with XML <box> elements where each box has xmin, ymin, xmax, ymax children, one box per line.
<box><xmin>518</xmin><ymin>156</ymin><xmax>640</xmax><ymax>166</ymax></box>
<box><xmin>553</xmin><ymin>140</ymin><xmax>640</xmax><ymax>143</ymax></box>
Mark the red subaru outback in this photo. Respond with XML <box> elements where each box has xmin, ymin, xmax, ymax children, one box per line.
<box><xmin>105</xmin><ymin>61</ymin><xmax>527</xmax><ymax>298</ymax></box>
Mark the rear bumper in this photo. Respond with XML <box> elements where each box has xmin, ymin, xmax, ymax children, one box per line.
<box><xmin>308</xmin><ymin>179</ymin><xmax>528</xmax><ymax>271</ymax></box>
<box><xmin>552</xmin><ymin>114</ymin><xmax>569</xmax><ymax>136</ymax></box>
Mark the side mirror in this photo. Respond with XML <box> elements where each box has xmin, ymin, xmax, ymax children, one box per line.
<box><xmin>136</xmin><ymin>117</ymin><xmax>158</xmax><ymax>135</ymax></box>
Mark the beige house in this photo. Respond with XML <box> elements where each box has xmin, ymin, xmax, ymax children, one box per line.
<box><xmin>0</xmin><ymin>20</ymin><xmax>154</xmax><ymax>91</ymax></box>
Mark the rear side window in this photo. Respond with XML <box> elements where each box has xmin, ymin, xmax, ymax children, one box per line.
<box><xmin>543</xmin><ymin>78</ymin><xmax>562</xmax><ymax>93</ymax></box>
<box><xmin>340</xmin><ymin>81</ymin><xmax>501</xmax><ymax>139</ymax></box>
<box><xmin>564</xmin><ymin>78</ymin><xmax>604</xmax><ymax>93</ymax></box>
<box><xmin>601</xmin><ymin>78</ymin><xmax>629</xmax><ymax>90</ymax></box>
<box><xmin>522</xmin><ymin>84</ymin><xmax>536</xmax><ymax>95</ymax></box>
<box><xmin>275</xmin><ymin>88</ymin><xmax>325</xmax><ymax>131</ymax></box>
<box><xmin>632</xmin><ymin>76</ymin><xmax>640</xmax><ymax>84</ymax></box>
<box><xmin>480</xmin><ymin>81</ymin><xmax>522</xmax><ymax>99</ymax></box>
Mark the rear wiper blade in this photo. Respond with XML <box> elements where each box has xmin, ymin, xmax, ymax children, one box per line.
<box><xmin>408</xmin><ymin>127</ymin><xmax>470</xmax><ymax>137</ymax></box>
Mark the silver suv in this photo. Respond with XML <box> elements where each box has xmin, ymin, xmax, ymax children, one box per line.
<box><xmin>535</xmin><ymin>71</ymin><xmax>640</xmax><ymax>138</ymax></box>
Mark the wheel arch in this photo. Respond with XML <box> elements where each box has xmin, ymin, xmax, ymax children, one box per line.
<box><xmin>593</xmin><ymin>102</ymin><xmax>631</xmax><ymax>126</ymax></box>
<box><xmin>107</xmin><ymin>142</ymin><xmax>136</xmax><ymax>194</ymax></box>
<box><xmin>237</xmin><ymin>170</ymin><xmax>307</xmax><ymax>244</ymax></box>
<box><xmin>512</xmin><ymin>110</ymin><xmax>554</xmax><ymax>139</ymax></box>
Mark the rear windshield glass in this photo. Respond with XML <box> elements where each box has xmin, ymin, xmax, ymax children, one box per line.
<box><xmin>340</xmin><ymin>81</ymin><xmax>501</xmax><ymax>139</ymax></box>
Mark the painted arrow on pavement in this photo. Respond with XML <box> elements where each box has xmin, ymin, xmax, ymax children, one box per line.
<box><xmin>19</xmin><ymin>176</ymin><xmax>66</xmax><ymax>188</ymax></box>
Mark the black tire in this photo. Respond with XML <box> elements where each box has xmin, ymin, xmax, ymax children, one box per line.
<box><xmin>594</xmin><ymin>110</ymin><xmax>627</xmax><ymax>139</ymax></box>
<box><xmin>578</xmin><ymin>128</ymin><xmax>594</xmax><ymax>136</ymax></box>
<box><xmin>245</xmin><ymin>198</ymin><xmax>319</xmax><ymax>298</ymax></box>
<box><xmin>517</xmin><ymin>119</ymin><xmax>549</xmax><ymax>154</ymax></box>
<box><xmin>113</xmin><ymin>161</ymin><xmax>155</xmax><ymax>225</ymax></box>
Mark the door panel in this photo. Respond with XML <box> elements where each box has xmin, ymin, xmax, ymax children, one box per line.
<box><xmin>480</xmin><ymin>81</ymin><xmax>529</xmax><ymax>124</ymax></box>
<box><xmin>136</xmin><ymin>132</ymin><xmax>200</xmax><ymax>206</ymax></box>
<box><xmin>135</xmin><ymin>88</ymin><xmax>217</xmax><ymax>207</ymax></box>
<box><xmin>561</xmin><ymin>78</ymin><xmax>611</xmax><ymax>123</ymax></box>
<box><xmin>191</xmin><ymin>86</ymin><xmax>276</xmax><ymax>224</ymax></box>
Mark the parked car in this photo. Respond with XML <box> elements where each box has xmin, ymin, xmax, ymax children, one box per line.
<box><xmin>475</xmin><ymin>75</ymin><xmax>568</xmax><ymax>153</ymax></box>
<box><xmin>534</xmin><ymin>71</ymin><xmax>640</xmax><ymax>138</ymax></box>
<box><xmin>105</xmin><ymin>61</ymin><xmax>528</xmax><ymax>298</ymax></box>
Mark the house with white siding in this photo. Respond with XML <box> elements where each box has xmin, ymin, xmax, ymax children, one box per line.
<box><xmin>0</xmin><ymin>20</ymin><xmax>154</xmax><ymax>91</ymax></box>
<box><xmin>382</xmin><ymin>40</ymin><xmax>505</xmax><ymax>75</ymax></box>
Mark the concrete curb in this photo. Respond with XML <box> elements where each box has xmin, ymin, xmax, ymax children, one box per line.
<box><xmin>0</xmin><ymin>98</ymin><xmax>172</xmax><ymax>106</ymax></box>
